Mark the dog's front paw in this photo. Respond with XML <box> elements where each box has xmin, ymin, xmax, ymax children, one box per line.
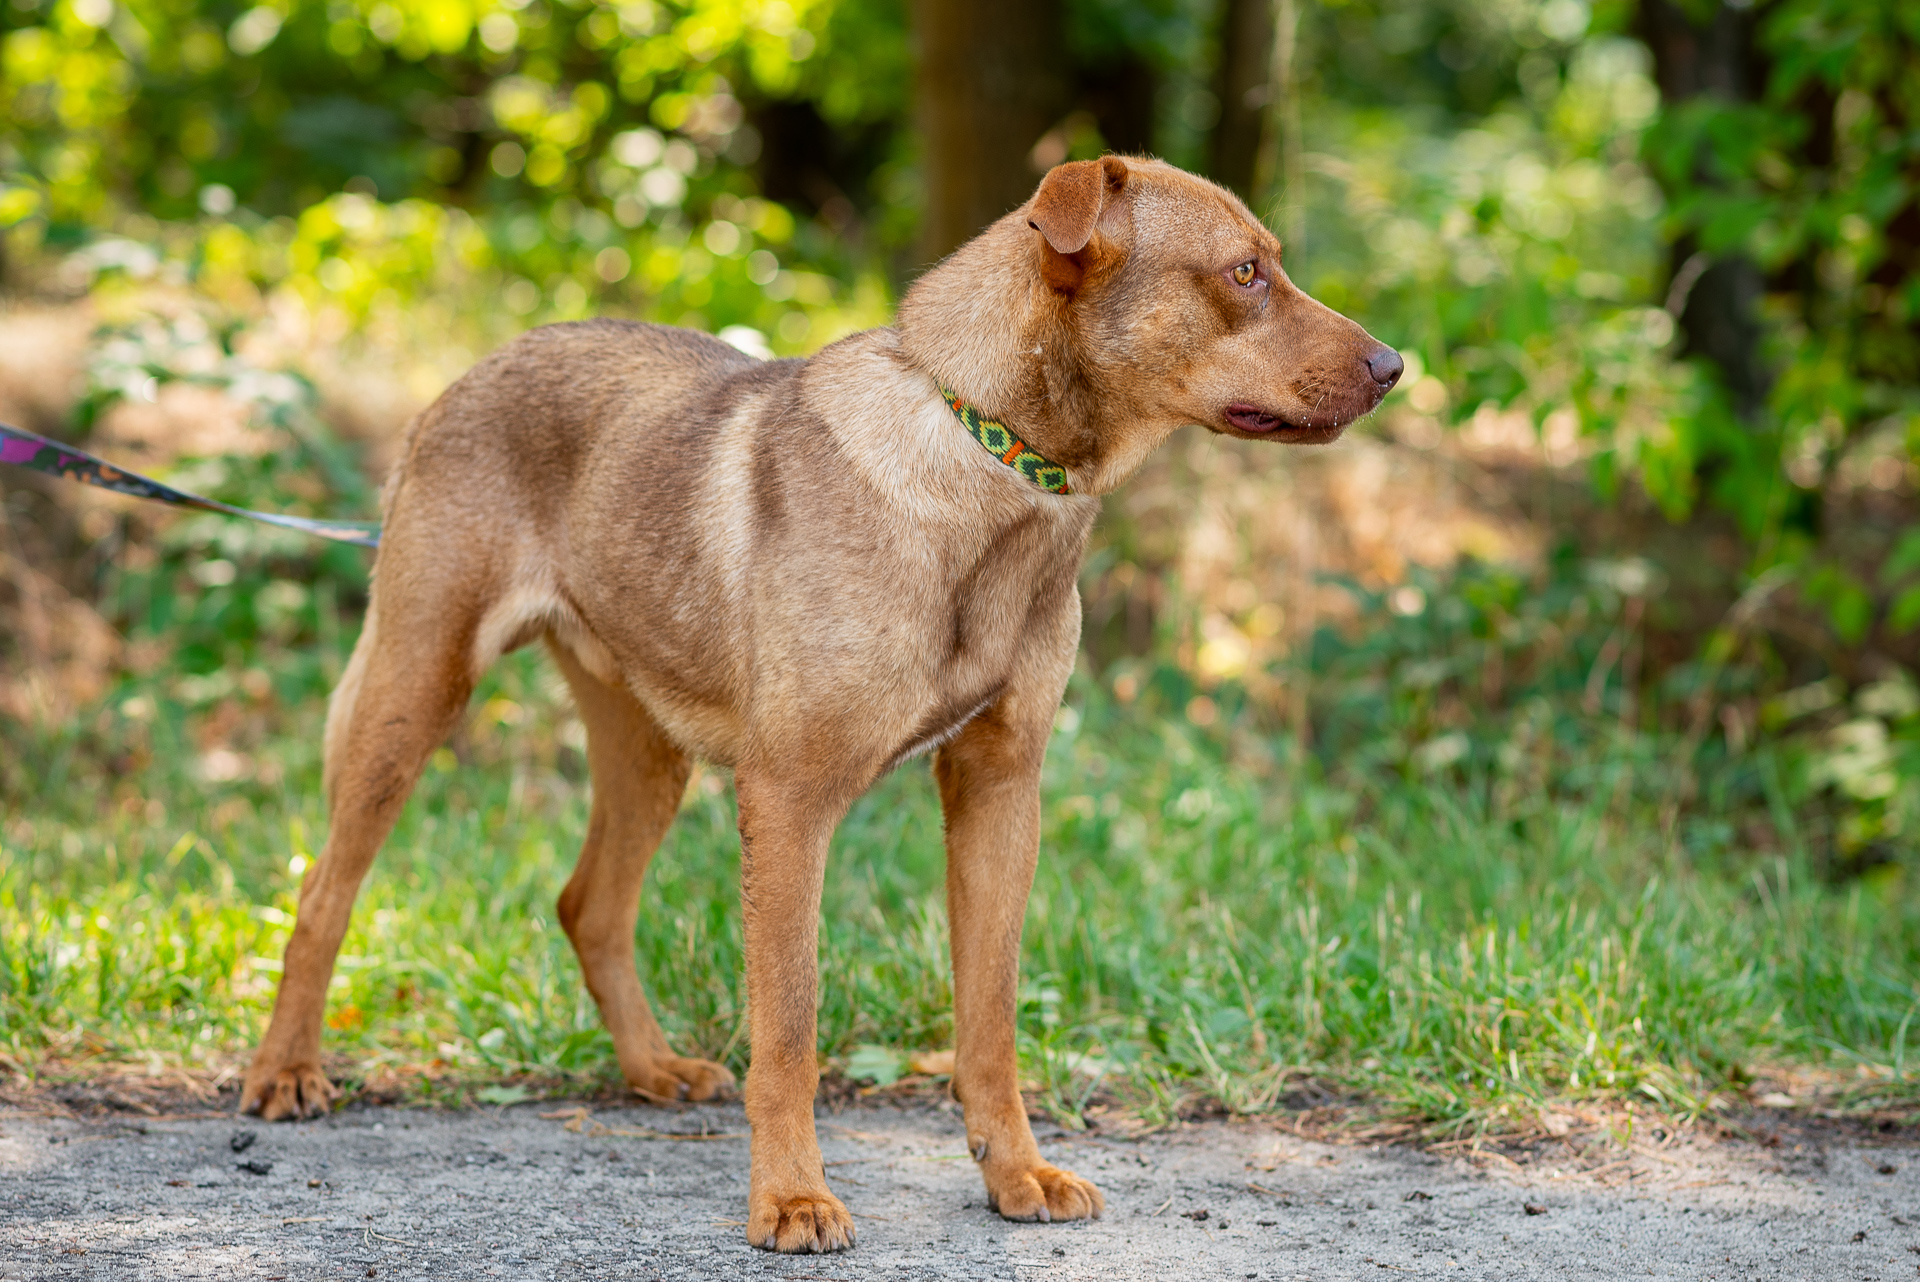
<box><xmin>746</xmin><ymin>1189</ymin><xmax>856</xmax><ymax>1253</ymax></box>
<box><xmin>627</xmin><ymin>1054</ymin><xmax>735</xmax><ymax>1103</ymax></box>
<box><xmin>240</xmin><ymin>1061</ymin><xmax>338</xmax><ymax>1121</ymax></box>
<box><xmin>986</xmin><ymin>1163</ymin><xmax>1104</xmax><ymax>1222</ymax></box>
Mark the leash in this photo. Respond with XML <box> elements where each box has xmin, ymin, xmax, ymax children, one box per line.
<box><xmin>0</xmin><ymin>420</ymin><xmax>380</xmax><ymax>548</ymax></box>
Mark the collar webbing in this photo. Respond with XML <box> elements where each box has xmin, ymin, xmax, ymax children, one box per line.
<box><xmin>939</xmin><ymin>388</ymin><xmax>1072</xmax><ymax>495</ymax></box>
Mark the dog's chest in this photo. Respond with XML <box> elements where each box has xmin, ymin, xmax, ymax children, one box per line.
<box><xmin>879</xmin><ymin>506</ymin><xmax>1085</xmax><ymax>755</ymax></box>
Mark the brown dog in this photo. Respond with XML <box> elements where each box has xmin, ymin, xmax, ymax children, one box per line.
<box><xmin>239</xmin><ymin>155</ymin><xmax>1398</xmax><ymax>1252</ymax></box>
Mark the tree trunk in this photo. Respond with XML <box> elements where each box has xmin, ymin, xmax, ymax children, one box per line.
<box><xmin>912</xmin><ymin>0</ymin><xmax>1071</xmax><ymax>266</ymax></box>
<box><xmin>1207</xmin><ymin>0</ymin><xmax>1276</xmax><ymax>200</ymax></box>
<box><xmin>1637</xmin><ymin>0</ymin><xmax>1772</xmax><ymax>418</ymax></box>
<box><xmin>1079</xmin><ymin>55</ymin><xmax>1157</xmax><ymax>159</ymax></box>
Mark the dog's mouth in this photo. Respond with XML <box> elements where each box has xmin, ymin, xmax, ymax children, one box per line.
<box><xmin>1224</xmin><ymin>403</ymin><xmax>1287</xmax><ymax>433</ymax></box>
<box><xmin>1224</xmin><ymin>402</ymin><xmax>1333</xmax><ymax>439</ymax></box>
<box><xmin>1222</xmin><ymin>396</ymin><xmax>1372</xmax><ymax>443</ymax></box>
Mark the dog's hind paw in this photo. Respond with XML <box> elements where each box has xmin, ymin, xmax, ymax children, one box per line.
<box><xmin>986</xmin><ymin>1163</ymin><xmax>1105</xmax><ymax>1223</ymax></box>
<box><xmin>239</xmin><ymin>1063</ymin><xmax>338</xmax><ymax>1121</ymax></box>
<box><xmin>627</xmin><ymin>1054</ymin><xmax>734</xmax><ymax>1104</ymax></box>
<box><xmin>746</xmin><ymin>1190</ymin><xmax>856</xmax><ymax>1253</ymax></box>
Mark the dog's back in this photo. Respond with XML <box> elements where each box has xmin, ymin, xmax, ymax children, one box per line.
<box><xmin>384</xmin><ymin>319</ymin><xmax>769</xmax><ymax>551</ymax></box>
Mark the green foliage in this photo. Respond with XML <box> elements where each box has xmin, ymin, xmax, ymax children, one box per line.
<box><xmin>76</xmin><ymin>312</ymin><xmax>374</xmax><ymax>707</ymax></box>
<box><xmin>1639</xmin><ymin>0</ymin><xmax>1920</xmax><ymax>630</ymax></box>
<box><xmin>1291</xmin><ymin>32</ymin><xmax>1668</xmax><ymax>436</ymax></box>
<box><xmin>1282</xmin><ymin>0</ymin><xmax>1920</xmax><ymax>833</ymax></box>
<box><xmin>0</xmin><ymin>0</ymin><xmax>898</xmax><ymax>348</ymax></box>
<box><xmin>1304</xmin><ymin>0</ymin><xmax>1635</xmax><ymax>119</ymax></box>
<box><xmin>2</xmin><ymin>0</ymin><xmax>838</xmax><ymax>219</ymax></box>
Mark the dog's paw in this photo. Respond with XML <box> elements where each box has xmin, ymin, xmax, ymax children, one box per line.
<box><xmin>628</xmin><ymin>1055</ymin><xmax>735</xmax><ymax>1104</ymax></box>
<box><xmin>985</xmin><ymin>1163</ymin><xmax>1104</xmax><ymax>1223</ymax></box>
<box><xmin>746</xmin><ymin>1189</ymin><xmax>856</xmax><ymax>1253</ymax></box>
<box><xmin>239</xmin><ymin>1062</ymin><xmax>337</xmax><ymax>1121</ymax></box>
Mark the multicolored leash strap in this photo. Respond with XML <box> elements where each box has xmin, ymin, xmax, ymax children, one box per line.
<box><xmin>0</xmin><ymin>420</ymin><xmax>381</xmax><ymax>548</ymax></box>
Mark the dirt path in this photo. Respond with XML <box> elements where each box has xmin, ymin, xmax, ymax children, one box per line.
<box><xmin>3</xmin><ymin>1099</ymin><xmax>1916</xmax><ymax>1280</ymax></box>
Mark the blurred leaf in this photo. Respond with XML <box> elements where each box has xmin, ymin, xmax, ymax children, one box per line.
<box><xmin>844</xmin><ymin>1043</ymin><xmax>904</xmax><ymax>1086</ymax></box>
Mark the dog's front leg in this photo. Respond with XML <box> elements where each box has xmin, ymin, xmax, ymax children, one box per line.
<box><xmin>935</xmin><ymin>695</ymin><xmax>1105</xmax><ymax>1223</ymax></box>
<box><xmin>735</xmin><ymin>768</ymin><xmax>856</xmax><ymax>1253</ymax></box>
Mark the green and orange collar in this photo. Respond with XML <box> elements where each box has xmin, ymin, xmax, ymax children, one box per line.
<box><xmin>940</xmin><ymin>387</ymin><xmax>1072</xmax><ymax>495</ymax></box>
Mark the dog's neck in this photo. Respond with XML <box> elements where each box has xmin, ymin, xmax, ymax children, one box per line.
<box><xmin>897</xmin><ymin>219</ymin><xmax>1180</xmax><ymax>497</ymax></box>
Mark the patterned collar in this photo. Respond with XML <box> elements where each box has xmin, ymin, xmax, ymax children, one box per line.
<box><xmin>939</xmin><ymin>387</ymin><xmax>1072</xmax><ymax>495</ymax></box>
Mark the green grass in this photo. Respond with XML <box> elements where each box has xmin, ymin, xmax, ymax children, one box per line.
<box><xmin>5</xmin><ymin>626</ymin><xmax>1919</xmax><ymax>1133</ymax></box>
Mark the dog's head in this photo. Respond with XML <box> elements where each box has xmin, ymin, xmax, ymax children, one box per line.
<box><xmin>902</xmin><ymin>155</ymin><xmax>1400</xmax><ymax>489</ymax></box>
<box><xmin>1027</xmin><ymin>155</ymin><xmax>1400</xmax><ymax>444</ymax></box>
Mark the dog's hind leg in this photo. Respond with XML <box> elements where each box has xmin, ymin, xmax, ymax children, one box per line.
<box><xmin>241</xmin><ymin>590</ymin><xmax>481</xmax><ymax>1121</ymax></box>
<box><xmin>547</xmin><ymin>642</ymin><xmax>734</xmax><ymax>1103</ymax></box>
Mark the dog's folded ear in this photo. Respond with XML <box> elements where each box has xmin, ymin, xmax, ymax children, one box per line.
<box><xmin>1028</xmin><ymin>156</ymin><xmax>1129</xmax><ymax>293</ymax></box>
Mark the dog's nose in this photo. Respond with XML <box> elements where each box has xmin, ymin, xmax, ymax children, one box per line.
<box><xmin>1365</xmin><ymin>346</ymin><xmax>1404</xmax><ymax>390</ymax></box>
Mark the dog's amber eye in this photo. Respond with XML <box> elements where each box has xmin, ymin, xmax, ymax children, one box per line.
<box><xmin>1232</xmin><ymin>260</ymin><xmax>1258</xmax><ymax>286</ymax></box>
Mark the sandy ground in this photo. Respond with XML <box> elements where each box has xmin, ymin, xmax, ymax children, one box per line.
<box><xmin>3</xmin><ymin>1098</ymin><xmax>1917</xmax><ymax>1281</ymax></box>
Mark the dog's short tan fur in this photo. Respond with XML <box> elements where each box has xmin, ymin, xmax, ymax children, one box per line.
<box><xmin>241</xmin><ymin>156</ymin><xmax>1397</xmax><ymax>1253</ymax></box>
